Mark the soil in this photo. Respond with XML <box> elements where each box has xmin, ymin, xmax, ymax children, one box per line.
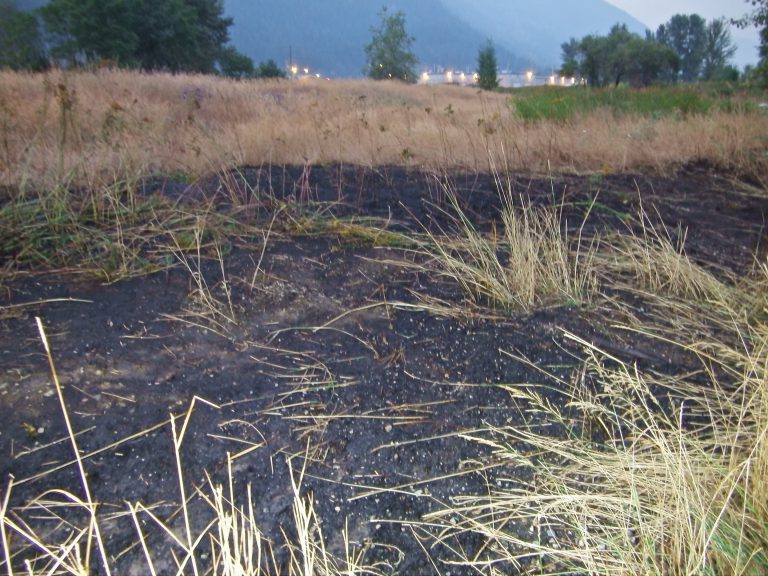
<box><xmin>0</xmin><ymin>162</ymin><xmax>766</xmax><ymax>575</ymax></box>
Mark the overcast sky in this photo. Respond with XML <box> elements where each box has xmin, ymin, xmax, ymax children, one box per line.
<box><xmin>606</xmin><ymin>0</ymin><xmax>760</xmax><ymax>68</ymax></box>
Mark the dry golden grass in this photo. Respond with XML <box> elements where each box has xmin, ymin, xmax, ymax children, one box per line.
<box><xmin>411</xmin><ymin>173</ymin><xmax>598</xmax><ymax>312</ymax></box>
<box><xmin>415</xmin><ymin>265</ymin><xmax>768</xmax><ymax>575</ymax></box>
<box><xmin>601</xmin><ymin>204</ymin><xmax>735</xmax><ymax>304</ymax></box>
<box><xmin>2</xmin><ymin>69</ymin><xmax>767</xmax><ymax>192</ymax></box>
<box><xmin>3</xmin><ymin>68</ymin><xmax>768</xmax><ymax>576</ymax></box>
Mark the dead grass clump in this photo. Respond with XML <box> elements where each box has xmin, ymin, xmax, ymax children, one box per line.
<box><xmin>417</xmin><ymin>175</ymin><xmax>598</xmax><ymax>312</ymax></box>
<box><xmin>746</xmin><ymin>256</ymin><xmax>768</xmax><ymax>324</ymax></box>
<box><xmin>161</xmin><ymin>215</ymin><xmax>238</xmax><ymax>336</ymax></box>
<box><xmin>603</xmin><ymin>205</ymin><xmax>734</xmax><ymax>305</ymax></box>
<box><xmin>420</xmin><ymin>305</ymin><xmax>768</xmax><ymax>574</ymax></box>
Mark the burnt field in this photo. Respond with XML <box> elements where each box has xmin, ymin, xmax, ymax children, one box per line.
<box><xmin>2</xmin><ymin>162</ymin><xmax>767</xmax><ymax>575</ymax></box>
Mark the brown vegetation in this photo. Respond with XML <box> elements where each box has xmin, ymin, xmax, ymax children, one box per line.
<box><xmin>1</xmin><ymin>69</ymin><xmax>767</xmax><ymax>192</ymax></box>
<box><xmin>1</xmin><ymin>69</ymin><xmax>767</xmax><ymax>575</ymax></box>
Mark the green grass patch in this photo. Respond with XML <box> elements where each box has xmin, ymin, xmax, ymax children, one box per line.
<box><xmin>0</xmin><ymin>179</ymin><xmax>249</xmax><ymax>282</ymax></box>
<box><xmin>285</xmin><ymin>214</ymin><xmax>420</xmax><ymax>249</ymax></box>
<box><xmin>509</xmin><ymin>85</ymin><xmax>724</xmax><ymax>122</ymax></box>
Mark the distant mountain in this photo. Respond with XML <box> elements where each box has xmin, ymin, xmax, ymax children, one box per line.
<box><xmin>225</xmin><ymin>0</ymin><xmax>647</xmax><ymax>76</ymax></box>
<box><xmin>14</xmin><ymin>0</ymin><xmax>648</xmax><ymax>77</ymax></box>
<box><xmin>224</xmin><ymin>0</ymin><xmax>526</xmax><ymax>77</ymax></box>
<box><xmin>439</xmin><ymin>0</ymin><xmax>647</xmax><ymax>68</ymax></box>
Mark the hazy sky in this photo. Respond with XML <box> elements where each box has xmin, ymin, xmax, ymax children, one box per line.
<box><xmin>606</xmin><ymin>0</ymin><xmax>760</xmax><ymax>67</ymax></box>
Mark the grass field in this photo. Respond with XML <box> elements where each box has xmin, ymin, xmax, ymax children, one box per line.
<box><xmin>1</xmin><ymin>70</ymin><xmax>767</xmax><ymax>575</ymax></box>
<box><xmin>1</xmin><ymin>70</ymin><xmax>767</xmax><ymax>191</ymax></box>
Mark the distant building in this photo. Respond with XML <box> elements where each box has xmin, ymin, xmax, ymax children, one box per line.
<box><xmin>417</xmin><ymin>68</ymin><xmax>575</xmax><ymax>88</ymax></box>
<box><xmin>418</xmin><ymin>67</ymin><xmax>475</xmax><ymax>86</ymax></box>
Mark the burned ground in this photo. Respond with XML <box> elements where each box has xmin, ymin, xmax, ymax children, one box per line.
<box><xmin>0</xmin><ymin>163</ymin><xmax>765</xmax><ymax>575</ymax></box>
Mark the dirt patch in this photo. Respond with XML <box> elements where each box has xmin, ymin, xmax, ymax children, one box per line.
<box><xmin>1</xmin><ymin>163</ymin><xmax>765</xmax><ymax>574</ymax></box>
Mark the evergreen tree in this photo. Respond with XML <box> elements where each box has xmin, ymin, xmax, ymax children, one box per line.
<box><xmin>364</xmin><ymin>7</ymin><xmax>417</xmax><ymax>83</ymax></box>
<box><xmin>476</xmin><ymin>42</ymin><xmax>499</xmax><ymax>90</ymax></box>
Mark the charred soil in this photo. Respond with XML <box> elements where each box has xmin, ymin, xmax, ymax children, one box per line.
<box><xmin>1</xmin><ymin>163</ymin><xmax>766</xmax><ymax>575</ymax></box>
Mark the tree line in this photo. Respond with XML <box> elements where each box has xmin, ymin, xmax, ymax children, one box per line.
<box><xmin>3</xmin><ymin>0</ymin><xmax>768</xmax><ymax>88</ymax></box>
<box><xmin>362</xmin><ymin>8</ymin><xmax>500</xmax><ymax>88</ymax></box>
<box><xmin>734</xmin><ymin>0</ymin><xmax>768</xmax><ymax>82</ymax></box>
<box><xmin>363</xmin><ymin>3</ymin><xmax>768</xmax><ymax>90</ymax></box>
<box><xmin>561</xmin><ymin>15</ymin><xmax>739</xmax><ymax>88</ymax></box>
<box><xmin>0</xmin><ymin>0</ymin><xmax>283</xmax><ymax>78</ymax></box>
<box><xmin>561</xmin><ymin>1</ymin><xmax>768</xmax><ymax>88</ymax></box>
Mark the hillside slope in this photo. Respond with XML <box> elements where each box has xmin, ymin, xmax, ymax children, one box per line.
<box><xmin>14</xmin><ymin>0</ymin><xmax>648</xmax><ymax>76</ymax></box>
<box><xmin>225</xmin><ymin>0</ymin><xmax>647</xmax><ymax>76</ymax></box>
<box><xmin>440</xmin><ymin>0</ymin><xmax>647</xmax><ymax>67</ymax></box>
<box><xmin>225</xmin><ymin>0</ymin><xmax>524</xmax><ymax>77</ymax></box>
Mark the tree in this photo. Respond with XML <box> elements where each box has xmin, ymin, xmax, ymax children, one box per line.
<box><xmin>256</xmin><ymin>59</ymin><xmax>286</xmax><ymax>79</ymax></box>
<box><xmin>626</xmin><ymin>37</ymin><xmax>680</xmax><ymax>87</ymax></box>
<box><xmin>183</xmin><ymin>0</ymin><xmax>232</xmax><ymax>73</ymax></box>
<box><xmin>656</xmin><ymin>14</ymin><xmax>707</xmax><ymax>82</ymax></box>
<box><xmin>39</xmin><ymin>0</ymin><xmax>234</xmax><ymax>72</ymax></box>
<box><xmin>0</xmin><ymin>0</ymin><xmax>46</xmax><ymax>70</ymax></box>
<box><xmin>218</xmin><ymin>45</ymin><xmax>254</xmax><ymax>78</ymax></box>
<box><xmin>560</xmin><ymin>25</ymin><xmax>678</xmax><ymax>88</ymax></box>
<box><xmin>132</xmin><ymin>0</ymin><xmax>199</xmax><ymax>71</ymax></box>
<box><xmin>735</xmin><ymin>0</ymin><xmax>768</xmax><ymax>83</ymax></box>
<box><xmin>563</xmin><ymin>33</ymin><xmax>607</xmax><ymax>86</ymax></box>
<box><xmin>40</xmin><ymin>0</ymin><xmax>139</xmax><ymax>66</ymax></box>
<box><xmin>560</xmin><ymin>37</ymin><xmax>581</xmax><ymax>78</ymax></box>
<box><xmin>603</xmin><ymin>24</ymin><xmax>636</xmax><ymax>86</ymax></box>
<box><xmin>364</xmin><ymin>7</ymin><xmax>417</xmax><ymax>83</ymax></box>
<box><xmin>702</xmin><ymin>18</ymin><xmax>737</xmax><ymax>80</ymax></box>
<box><xmin>476</xmin><ymin>41</ymin><xmax>498</xmax><ymax>90</ymax></box>
<box><xmin>734</xmin><ymin>0</ymin><xmax>768</xmax><ymax>31</ymax></box>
